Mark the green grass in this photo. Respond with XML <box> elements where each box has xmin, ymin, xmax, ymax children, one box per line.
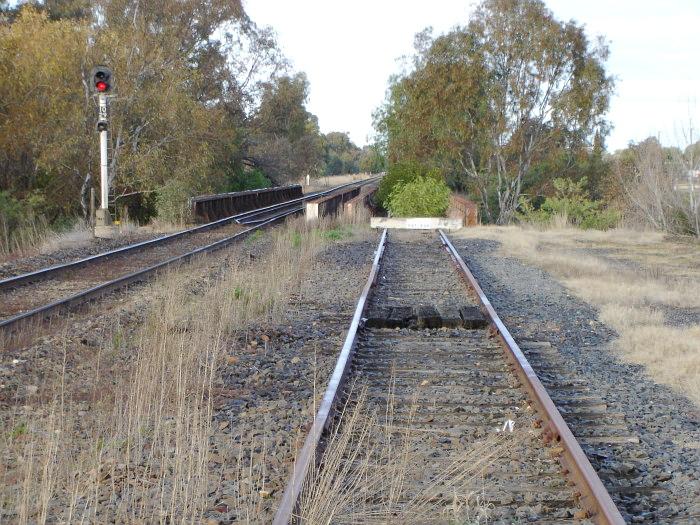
<box><xmin>322</xmin><ymin>227</ymin><xmax>353</xmax><ymax>241</ymax></box>
<box><xmin>245</xmin><ymin>229</ymin><xmax>264</xmax><ymax>245</ymax></box>
<box><xmin>112</xmin><ymin>329</ymin><xmax>123</xmax><ymax>351</ymax></box>
<box><xmin>9</xmin><ymin>423</ymin><xmax>27</xmax><ymax>440</ymax></box>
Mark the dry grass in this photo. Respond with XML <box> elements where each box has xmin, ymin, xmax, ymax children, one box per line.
<box><xmin>455</xmin><ymin>224</ymin><xmax>700</xmax><ymax>405</ymax></box>
<box><xmin>1</xmin><ymin>270</ymin><xmax>226</xmax><ymax>522</ymax></box>
<box><xmin>296</xmin><ymin>386</ymin><xmax>507</xmax><ymax>524</ymax></box>
<box><xmin>0</xmin><ymin>214</ymin><xmax>53</xmax><ymax>260</ymax></box>
<box><xmin>0</xmin><ymin>213</ymin><xmax>149</xmax><ymax>262</ymax></box>
<box><xmin>0</xmin><ymin>216</ymin><xmax>97</xmax><ymax>260</ymax></box>
<box><xmin>37</xmin><ymin>222</ymin><xmax>94</xmax><ymax>254</ymax></box>
<box><xmin>0</xmin><ymin>214</ymin><xmax>373</xmax><ymax>523</ymax></box>
<box><xmin>143</xmin><ymin>218</ymin><xmax>189</xmax><ymax>235</ymax></box>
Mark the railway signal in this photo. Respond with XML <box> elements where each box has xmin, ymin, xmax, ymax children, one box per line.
<box><xmin>88</xmin><ymin>66</ymin><xmax>114</xmax><ymax>228</ymax></box>
<box><xmin>89</xmin><ymin>66</ymin><xmax>113</xmax><ymax>94</ymax></box>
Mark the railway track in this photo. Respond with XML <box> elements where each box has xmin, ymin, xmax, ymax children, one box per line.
<box><xmin>0</xmin><ymin>178</ymin><xmax>377</xmax><ymax>338</ymax></box>
<box><xmin>274</xmin><ymin>229</ymin><xmax>625</xmax><ymax>524</ymax></box>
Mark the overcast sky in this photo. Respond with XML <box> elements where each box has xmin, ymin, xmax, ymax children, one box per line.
<box><xmin>245</xmin><ymin>0</ymin><xmax>700</xmax><ymax>152</ymax></box>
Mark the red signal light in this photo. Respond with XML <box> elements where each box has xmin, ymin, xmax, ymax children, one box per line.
<box><xmin>95</xmin><ymin>81</ymin><xmax>108</xmax><ymax>92</ymax></box>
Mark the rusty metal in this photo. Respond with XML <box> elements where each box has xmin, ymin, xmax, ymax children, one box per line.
<box><xmin>272</xmin><ymin>229</ymin><xmax>387</xmax><ymax>525</ymax></box>
<box><xmin>438</xmin><ymin>230</ymin><xmax>624</xmax><ymax>525</ymax></box>
<box><xmin>448</xmin><ymin>194</ymin><xmax>479</xmax><ymax>226</ymax></box>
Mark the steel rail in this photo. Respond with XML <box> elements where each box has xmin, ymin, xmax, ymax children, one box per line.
<box><xmin>0</xmin><ymin>177</ymin><xmax>379</xmax><ymax>292</ymax></box>
<box><xmin>0</xmin><ymin>208</ymin><xmax>300</xmax><ymax>334</ymax></box>
<box><xmin>438</xmin><ymin>230</ymin><xmax>624</xmax><ymax>525</ymax></box>
<box><xmin>272</xmin><ymin>228</ymin><xmax>388</xmax><ymax>525</ymax></box>
<box><xmin>237</xmin><ymin>206</ymin><xmax>304</xmax><ymax>226</ymax></box>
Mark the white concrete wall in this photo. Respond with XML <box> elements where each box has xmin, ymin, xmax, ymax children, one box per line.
<box><xmin>370</xmin><ymin>217</ymin><xmax>463</xmax><ymax>230</ymax></box>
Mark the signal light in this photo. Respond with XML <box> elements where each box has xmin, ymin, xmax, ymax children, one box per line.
<box><xmin>89</xmin><ymin>65</ymin><xmax>113</xmax><ymax>94</ymax></box>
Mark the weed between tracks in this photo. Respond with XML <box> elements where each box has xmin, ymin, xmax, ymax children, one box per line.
<box><xmin>296</xmin><ymin>386</ymin><xmax>508</xmax><ymax>524</ymax></box>
<box><xmin>456</xmin><ymin>225</ymin><xmax>700</xmax><ymax>406</ymax></box>
<box><xmin>0</xmin><ymin>215</ymin><xmax>369</xmax><ymax>523</ymax></box>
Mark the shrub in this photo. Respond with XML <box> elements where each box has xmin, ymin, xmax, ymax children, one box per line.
<box><xmin>226</xmin><ymin>168</ymin><xmax>271</xmax><ymax>192</ymax></box>
<box><xmin>0</xmin><ymin>191</ymin><xmax>25</xmax><ymax>233</ymax></box>
<box><xmin>155</xmin><ymin>180</ymin><xmax>193</xmax><ymax>224</ymax></box>
<box><xmin>322</xmin><ymin>226</ymin><xmax>353</xmax><ymax>241</ymax></box>
<box><xmin>375</xmin><ymin>162</ymin><xmax>443</xmax><ymax>210</ymax></box>
<box><xmin>387</xmin><ymin>176</ymin><xmax>451</xmax><ymax>217</ymax></box>
<box><xmin>517</xmin><ymin>177</ymin><xmax>620</xmax><ymax>230</ymax></box>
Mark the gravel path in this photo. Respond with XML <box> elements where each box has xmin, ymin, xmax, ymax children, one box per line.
<box><xmin>453</xmin><ymin>236</ymin><xmax>700</xmax><ymax>523</ymax></box>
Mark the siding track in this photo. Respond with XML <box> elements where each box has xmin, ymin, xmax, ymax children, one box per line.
<box><xmin>274</xmin><ymin>229</ymin><xmax>624</xmax><ymax>524</ymax></box>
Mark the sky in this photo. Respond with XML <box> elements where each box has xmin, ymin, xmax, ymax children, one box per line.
<box><xmin>245</xmin><ymin>0</ymin><xmax>700</xmax><ymax>152</ymax></box>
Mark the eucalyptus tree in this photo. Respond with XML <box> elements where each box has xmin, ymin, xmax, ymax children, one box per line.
<box><xmin>377</xmin><ymin>0</ymin><xmax>613</xmax><ymax>223</ymax></box>
<box><xmin>0</xmin><ymin>0</ymin><xmax>324</xmax><ymax>224</ymax></box>
<box><xmin>247</xmin><ymin>73</ymin><xmax>324</xmax><ymax>184</ymax></box>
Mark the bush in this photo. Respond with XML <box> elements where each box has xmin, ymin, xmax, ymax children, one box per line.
<box><xmin>517</xmin><ymin>177</ymin><xmax>620</xmax><ymax>230</ymax></box>
<box><xmin>225</xmin><ymin>168</ymin><xmax>271</xmax><ymax>192</ymax></box>
<box><xmin>0</xmin><ymin>192</ymin><xmax>25</xmax><ymax>233</ymax></box>
<box><xmin>375</xmin><ymin>162</ymin><xmax>443</xmax><ymax>210</ymax></box>
<box><xmin>387</xmin><ymin>176</ymin><xmax>451</xmax><ymax>217</ymax></box>
<box><xmin>155</xmin><ymin>180</ymin><xmax>193</xmax><ymax>224</ymax></box>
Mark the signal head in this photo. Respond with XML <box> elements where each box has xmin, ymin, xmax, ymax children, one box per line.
<box><xmin>89</xmin><ymin>65</ymin><xmax>113</xmax><ymax>94</ymax></box>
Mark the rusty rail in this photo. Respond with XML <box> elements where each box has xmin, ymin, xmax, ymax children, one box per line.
<box><xmin>438</xmin><ymin>230</ymin><xmax>624</xmax><ymax>525</ymax></box>
<box><xmin>272</xmin><ymin>229</ymin><xmax>387</xmax><ymax>525</ymax></box>
<box><xmin>273</xmin><ymin>229</ymin><xmax>624</xmax><ymax>524</ymax></box>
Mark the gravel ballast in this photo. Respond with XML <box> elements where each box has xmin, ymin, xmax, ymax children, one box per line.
<box><xmin>208</xmin><ymin>234</ymin><xmax>378</xmax><ymax>523</ymax></box>
<box><xmin>453</xmin><ymin>236</ymin><xmax>700</xmax><ymax>523</ymax></box>
<box><xmin>0</xmin><ymin>224</ymin><xmax>378</xmax><ymax>524</ymax></box>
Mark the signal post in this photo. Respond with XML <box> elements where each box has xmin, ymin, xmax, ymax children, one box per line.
<box><xmin>89</xmin><ymin>65</ymin><xmax>114</xmax><ymax>233</ymax></box>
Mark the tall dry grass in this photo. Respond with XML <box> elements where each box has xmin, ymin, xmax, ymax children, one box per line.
<box><xmin>1</xmin><ymin>215</ymin><xmax>371</xmax><ymax>523</ymax></box>
<box><xmin>296</xmin><ymin>385</ymin><xmax>508</xmax><ymax>524</ymax></box>
<box><xmin>1</xmin><ymin>270</ymin><xmax>225</xmax><ymax>523</ymax></box>
<box><xmin>456</xmin><ymin>225</ymin><xmax>700</xmax><ymax>405</ymax></box>
<box><xmin>303</xmin><ymin>173</ymin><xmax>374</xmax><ymax>192</ymax></box>
<box><xmin>0</xmin><ymin>214</ymin><xmax>95</xmax><ymax>261</ymax></box>
<box><xmin>0</xmin><ymin>213</ymin><xmax>52</xmax><ymax>259</ymax></box>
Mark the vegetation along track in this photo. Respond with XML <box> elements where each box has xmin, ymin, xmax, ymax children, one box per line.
<box><xmin>0</xmin><ymin>178</ymin><xmax>377</xmax><ymax>338</ymax></box>
<box><xmin>274</xmin><ymin>229</ymin><xmax>625</xmax><ymax>524</ymax></box>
